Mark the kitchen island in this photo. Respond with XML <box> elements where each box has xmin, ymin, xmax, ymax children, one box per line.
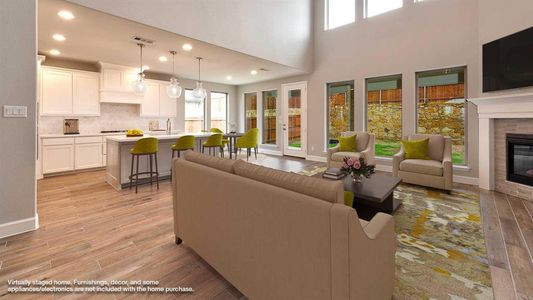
<box><xmin>105</xmin><ymin>132</ymin><xmax>212</xmax><ymax>190</ymax></box>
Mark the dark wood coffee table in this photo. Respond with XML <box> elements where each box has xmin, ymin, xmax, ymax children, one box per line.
<box><xmin>344</xmin><ymin>174</ymin><xmax>402</xmax><ymax>220</ymax></box>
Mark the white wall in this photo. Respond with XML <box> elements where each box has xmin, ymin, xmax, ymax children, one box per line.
<box><xmin>66</xmin><ymin>0</ymin><xmax>314</xmax><ymax>72</ymax></box>
<box><xmin>0</xmin><ymin>0</ymin><xmax>38</xmax><ymax>237</ymax></box>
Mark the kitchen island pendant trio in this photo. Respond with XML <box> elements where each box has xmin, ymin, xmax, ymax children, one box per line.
<box><xmin>132</xmin><ymin>43</ymin><xmax>147</xmax><ymax>94</ymax></box>
<box><xmin>166</xmin><ymin>50</ymin><xmax>182</xmax><ymax>99</ymax></box>
<box><xmin>192</xmin><ymin>57</ymin><xmax>207</xmax><ymax>101</ymax></box>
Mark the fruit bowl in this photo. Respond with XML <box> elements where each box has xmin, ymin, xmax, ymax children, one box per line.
<box><xmin>127</xmin><ymin>129</ymin><xmax>144</xmax><ymax>137</ymax></box>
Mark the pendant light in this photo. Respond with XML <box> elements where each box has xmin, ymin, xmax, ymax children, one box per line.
<box><xmin>192</xmin><ymin>57</ymin><xmax>207</xmax><ymax>100</ymax></box>
<box><xmin>132</xmin><ymin>43</ymin><xmax>147</xmax><ymax>94</ymax></box>
<box><xmin>166</xmin><ymin>50</ymin><xmax>182</xmax><ymax>99</ymax></box>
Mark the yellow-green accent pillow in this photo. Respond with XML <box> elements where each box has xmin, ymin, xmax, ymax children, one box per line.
<box><xmin>338</xmin><ymin>134</ymin><xmax>356</xmax><ymax>152</ymax></box>
<box><xmin>402</xmin><ymin>138</ymin><xmax>430</xmax><ymax>159</ymax></box>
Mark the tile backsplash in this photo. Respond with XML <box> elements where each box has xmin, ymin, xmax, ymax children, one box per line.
<box><xmin>39</xmin><ymin>103</ymin><xmax>179</xmax><ymax>134</ymax></box>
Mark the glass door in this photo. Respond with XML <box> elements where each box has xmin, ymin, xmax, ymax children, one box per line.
<box><xmin>281</xmin><ymin>82</ymin><xmax>307</xmax><ymax>158</ymax></box>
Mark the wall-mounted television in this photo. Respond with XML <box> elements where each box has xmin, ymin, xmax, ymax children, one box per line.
<box><xmin>483</xmin><ymin>26</ymin><xmax>533</xmax><ymax>92</ymax></box>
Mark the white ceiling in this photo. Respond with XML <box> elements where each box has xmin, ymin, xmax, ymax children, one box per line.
<box><xmin>38</xmin><ymin>0</ymin><xmax>305</xmax><ymax>85</ymax></box>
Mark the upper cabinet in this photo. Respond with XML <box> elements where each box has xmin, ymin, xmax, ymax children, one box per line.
<box><xmin>139</xmin><ymin>80</ymin><xmax>178</xmax><ymax>117</ymax></box>
<box><xmin>98</xmin><ymin>62</ymin><xmax>143</xmax><ymax>104</ymax></box>
<box><xmin>40</xmin><ymin>67</ymin><xmax>99</xmax><ymax>116</ymax></box>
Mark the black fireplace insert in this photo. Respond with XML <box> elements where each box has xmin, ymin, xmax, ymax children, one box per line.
<box><xmin>507</xmin><ymin>133</ymin><xmax>533</xmax><ymax>187</ymax></box>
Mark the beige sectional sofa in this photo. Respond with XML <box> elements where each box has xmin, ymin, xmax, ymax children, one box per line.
<box><xmin>172</xmin><ymin>151</ymin><xmax>396</xmax><ymax>300</ymax></box>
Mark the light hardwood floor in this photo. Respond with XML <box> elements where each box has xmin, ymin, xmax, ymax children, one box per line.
<box><xmin>0</xmin><ymin>155</ymin><xmax>532</xmax><ymax>299</ymax></box>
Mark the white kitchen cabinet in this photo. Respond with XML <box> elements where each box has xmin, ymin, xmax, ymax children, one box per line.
<box><xmin>42</xmin><ymin>144</ymin><xmax>75</xmax><ymax>173</ymax></box>
<box><xmin>159</xmin><ymin>83</ymin><xmax>177</xmax><ymax>117</ymax></box>
<box><xmin>41</xmin><ymin>69</ymin><xmax>73</xmax><ymax>115</ymax></box>
<box><xmin>73</xmin><ymin>73</ymin><xmax>100</xmax><ymax>116</ymax></box>
<box><xmin>75</xmin><ymin>143</ymin><xmax>103</xmax><ymax>169</ymax></box>
<box><xmin>98</xmin><ymin>62</ymin><xmax>143</xmax><ymax>104</ymax></box>
<box><xmin>140</xmin><ymin>81</ymin><xmax>160</xmax><ymax>117</ymax></box>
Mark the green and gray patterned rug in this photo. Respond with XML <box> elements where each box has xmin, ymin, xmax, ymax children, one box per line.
<box><xmin>297</xmin><ymin>166</ymin><xmax>493</xmax><ymax>299</ymax></box>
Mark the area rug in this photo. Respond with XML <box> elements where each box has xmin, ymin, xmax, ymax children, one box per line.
<box><xmin>297</xmin><ymin>168</ymin><xmax>493</xmax><ymax>299</ymax></box>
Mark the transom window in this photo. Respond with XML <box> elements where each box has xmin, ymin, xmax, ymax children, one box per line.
<box><xmin>364</xmin><ymin>0</ymin><xmax>403</xmax><ymax>18</ymax></box>
<box><xmin>325</xmin><ymin>0</ymin><xmax>355</xmax><ymax>30</ymax></box>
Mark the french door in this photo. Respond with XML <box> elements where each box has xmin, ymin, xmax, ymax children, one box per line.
<box><xmin>281</xmin><ymin>81</ymin><xmax>307</xmax><ymax>158</ymax></box>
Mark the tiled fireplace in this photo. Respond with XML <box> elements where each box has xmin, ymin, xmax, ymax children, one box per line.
<box><xmin>472</xmin><ymin>92</ymin><xmax>533</xmax><ymax>201</ymax></box>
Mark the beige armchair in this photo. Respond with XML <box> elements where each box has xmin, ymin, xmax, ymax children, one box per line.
<box><xmin>392</xmin><ymin>134</ymin><xmax>453</xmax><ymax>191</ymax></box>
<box><xmin>327</xmin><ymin>132</ymin><xmax>375</xmax><ymax>168</ymax></box>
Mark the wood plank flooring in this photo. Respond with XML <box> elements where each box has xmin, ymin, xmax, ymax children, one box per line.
<box><xmin>0</xmin><ymin>154</ymin><xmax>531</xmax><ymax>299</ymax></box>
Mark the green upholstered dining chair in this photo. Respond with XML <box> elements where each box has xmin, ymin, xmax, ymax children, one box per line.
<box><xmin>210</xmin><ymin>128</ymin><xmax>230</xmax><ymax>153</ymax></box>
<box><xmin>234</xmin><ymin>128</ymin><xmax>259</xmax><ymax>161</ymax></box>
<box><xmin>129</xmin><ymin>137</ymin><xmax>159</xmax><ymax>193</ymax></box>
<box><xmin>202</xmin><ymin>133</ymin><xmax>224</xmax><ymax>157</ymax></box>
<box><xmin>171</xmin><ymin>135</ymin><xmax>195</xmax><ymax>158</ymax></box>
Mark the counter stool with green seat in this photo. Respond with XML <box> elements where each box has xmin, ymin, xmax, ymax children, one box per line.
<box><xmin>202</xmin><ymin>133</ymin><xmax>224</xmax><ymax>157</ymax></box>
<box><xmin>210</xmin><ymin>128</ymin><xmax>230</xmax><ymax>153</ymax></box>
<box><xmin>234</xmin><ymin>128</ymin><xmax>259</xmax><ymax>161</ymax></box>
<box><xmin>171</xmin><ymin>135</ymin><xmax>195</xmax><ymax>158</ymax></box>
<box><xmin>129</xmin><ymin>137</ymin><xmax>159</xmax><ymax>193</ymax></box>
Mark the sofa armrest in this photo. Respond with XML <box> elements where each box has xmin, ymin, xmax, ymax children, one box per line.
<box><xmin>327</xmin><ymin>145</ymin><xmax>340</xmax><ymax>165</ymax></box>
<box><xmin>363</xmin><ymin>212</ymin><xmax>395</xmax><ymax>240</ymax></box>
<box><xmin>442</xmin><ymin>137</ymin><xmax>453</xmax><ymax>190</ymax></box>
<box><xmin>361</xmin><ymin>134</ymin><xmax>375</xmax><ymax>166</ymax></box>
<box><xmin>392</xmin><ymin>146</ymin><xmax>404</xmax><ymax>177</ymax></box>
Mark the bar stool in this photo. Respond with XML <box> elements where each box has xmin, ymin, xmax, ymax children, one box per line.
<box><xmin>202</xmin><ymin>133</ymin><xmax>224</xmax><ymax>157</ymax></box>
<box><xmin>129</xmin><ymin>137</ymin><xmax>159</xmax><ymax>193</ymax></box>
<box><xmin>171</xmin><ymin>135</ymin><xmax>195</xmax><ymax>158</ymax></box>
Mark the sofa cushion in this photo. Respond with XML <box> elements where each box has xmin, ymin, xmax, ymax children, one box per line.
<box><xmin>233</xmin><ymin>160</ymin><xmax>343</xmax><ymax>203</ymax></box>
<box><xmin>342</xmin><ymin>131</ymin><xmax>369</xmax><ymax>152</ymax></box>
<box><xmin>183</xmin><ymin>150</ymin><xmax>236</xmax><ymax>173</ymax></box>
<box><xmin>401</xmin><ymin>138</ymin><xmax>430</xmax><ymax>160</ymax></box>
<box><xmin>331</xmin><ymin>151</ymin><xmax>361</xmax><ymax>162</ymax></box>
<box><xmin>338</xmin><ymin>134</ymin><xmax>356</xmax><ymax>152</ymax></box>
<box><xmin>410</xmin><ymin>134</ymin><xmax>444</xmax><ymax>161</ymax></box>
<box><xmin>400</xmin><ymin>159</ymin><xmax>443</xmax><ymax>176</ymax></box>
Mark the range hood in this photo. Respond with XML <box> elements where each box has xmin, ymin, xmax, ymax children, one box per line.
<box><xmin>98</xmin><ymin>62</ymin><xmax>143</xmax><ymax>104</ymax></box>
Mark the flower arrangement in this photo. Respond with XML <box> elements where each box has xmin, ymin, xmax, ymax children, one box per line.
<box><xmin>340</xmin><ymin>157</ymin><xmax>375</xmax><ymax>183</ymax></box>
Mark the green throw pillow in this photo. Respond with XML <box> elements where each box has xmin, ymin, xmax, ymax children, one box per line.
<box><xmin>401</xmin><ymin>138</ymin><xmax>430</xmax><ymax>159</ymax></box>
<box><xmin>338</xmin><ymin>134</ymin><xmax>356</xmax><ymax>152</ymax></box>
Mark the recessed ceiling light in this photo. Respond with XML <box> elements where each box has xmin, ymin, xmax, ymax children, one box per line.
<box><xmin>250</xmin><ymin>70</ymin><xmax>258</xmax><ymax>75</ymax></box>
<box><xmin>226</xmin><ymin>75</ymin><xmax>232</xmax><ymax>80</ymax></box>
<box><xmin>182</xmin><ymin>43</ymin><xmax>193</xmax><ymax>51</ymax></box>
<box><xmin>49</xmin><ymin>49</ymin><xmax>61</xmax><ymax>56</ymax></box>
<box><xmin>58</xmin><ymin>10</ymin><xmax>75</xmax><ymax>20</ymax></box>
<box><xmin>159</xmin><ymin>56</ymin><xmax>168</xmax><ymax>62</ymax></box>
<box><xmin>52</xmin><ymin>34</ymin><xmax>66</xmax><ymax>41</ymax></box>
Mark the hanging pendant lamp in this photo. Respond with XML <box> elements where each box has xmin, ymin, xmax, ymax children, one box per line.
<box><xmin>132</xmin><ymin>43</ymin><xmax>147</xmax><ymax>94</ymax></box>
<box><xmin>166</xmin><ymin>50</ymin><xmax>182</xmax><ymax>99</ymax></box>
<box><xmin>192</xmin><ymin>57</ymin><xmax>207</xmax><ymax>100</ymax></box>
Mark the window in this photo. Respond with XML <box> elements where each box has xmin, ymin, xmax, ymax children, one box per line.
<box><xmin>244</xmin><ymin>92</ymin><xmax>257</xmax><ymax>132</ymax></box>
<box><xmin>325</xmin><ymin>0</ymin><xmax>355</xmax><ymax>30</ymax></box>
<box><xmin>210</xmin><ymin>92</ymin><xmax>228</xmax><ymax>132</ymax></box>
<box><xmin>262</xmin><ymin>90</ymin><xmax>277</xmax><ymax>145</ymax></box>
<box><xmin>366</xmin><ymin>75</ymin><xmax>402</xmax><ymax>157</ymax></box>
<box><xmin>327</xmin><ymin>81</ymin><xmax>354</xmax><ymax>148</ymax></box>
<box><xmin>416</xmin><ymin>67</ymin><xmax>467</xmax><ymax>165</ymax></box>
<box><xmin>184</xmin><ymin>89</ymin><xmax>205</xmax><ymax>133</ymax></box>
<box><xmin>365</xmin><ymin>0</ymin><xmax>402</xmax><ymax>18</ymax></box>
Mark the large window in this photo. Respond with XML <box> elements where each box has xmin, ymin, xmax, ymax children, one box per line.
<box><xmin>244</xmin><ymin>92</ymin><xmax>257</xmax><ymax>132</ymax></box>
<box><xmin>210</xmin><ymin>92</ymin><xmax>228</xmax><ymax>132</ymax></box>
<box><xmin>325</xmin><ymin>0</ymin><xmax>355</xmax><ymax>30</ymax></box>
<box><xmin>416</xmin><ymin>67</ymin><xmax>467</xmax><ymax>165</ymax></box>
<box><xmin>185</xmin><ymin>89</ymin><xmax>204</xmax><ymax>133</ymax></box>
<box><xmin>327</xmin><ymin>81</ymin><xmax>354</xmax><ymax>148</ymax></box>
<box><xmin>262</xmin><ymin>90</ymin><xmax>277</xmax><ymax>145</ymax></box>
<box><xmin>364</xmin><ymin>0</ymin><xmax>403</xmax><ymax>18</ymax></box>
<box><xmin>366</xmin><ymin>75</ymin><xmax>402</xmax><ymax>157</ymax></box>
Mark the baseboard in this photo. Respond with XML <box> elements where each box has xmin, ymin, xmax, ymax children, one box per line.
<box><xmin>259</xmin><ymin>149</ymin><xmax>282</xmax><ymax>156</ymax></box>
<box><xmin>0</xmin><ymin>214</ymin><xmax>39</xmax><ymax>239</ymax></box>
<box><xmin>376</xmin><ymin>163</ymin><xmax>478</xmax><ymax>186</ymax></box>
<box><xmin>306</xmin><ymin>155</ymin><xmax>327</xmax><ymax>163</ymax></box>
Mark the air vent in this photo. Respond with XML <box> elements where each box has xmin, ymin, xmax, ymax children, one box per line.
<box><xmin>259</xmin><ymin>68</ymin><xmax>269</xmax><ymax>72</ymax></box>
<box><xmin>131</xmin><ymin>36</ymin><xmax>155</xmax><ymax>45</ymax></box>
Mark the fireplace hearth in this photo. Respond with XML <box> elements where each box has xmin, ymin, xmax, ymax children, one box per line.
<box><xmin>507</xmin><ymin>133</ymin><xmax>533</xmax><ymax>187</ymax></box>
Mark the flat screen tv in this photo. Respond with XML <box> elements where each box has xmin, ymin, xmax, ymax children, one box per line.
<box><xmin>483</xmin><ymin>26</ymin><xmax>533</xmax><ymax>92</ymax></box>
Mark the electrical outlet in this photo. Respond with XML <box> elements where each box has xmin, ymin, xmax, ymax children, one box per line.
<box><xmin>3</xmin><ymin>105</ymin><xmax>27</xmax><ymax>118</ymax></box>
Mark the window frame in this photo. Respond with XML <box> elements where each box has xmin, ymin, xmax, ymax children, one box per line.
<box><xmin>209</xmin><ymin>91</ymin><xmax>229</xmax><ymax>132</ymax></box>
<box><xmin>325</xmin><ymin>80</ymin><xmax>355</xmax><ymax>149</ymax></box>
<box><xmin>325</xmin><ymin>0</ymin><xmax>356</xmax><ymax>30</ymax></box>
<box><xmin>415</xmin><ymin>65</ymin><xmax>468</xmax><ymax>166</ymax></box>
<box><xmin>261</xmin><ymin>89</ymin><xmax>278</xmax><ymax>146</ymax></box>
<box><xmin>184</xmin><ymin>88</ymin><xmax>207</xmax><ymax>132</ymax></box>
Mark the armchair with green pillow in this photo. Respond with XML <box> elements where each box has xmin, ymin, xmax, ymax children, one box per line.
<box><xmin>327</xmin><ymin>131</ymin><xmax>375</xmax><ymax>168</ymax></box>
<box><xmin>392</xmin><ymin>134</ymin><xmax>453</xmax><ymax>191</ymax></box>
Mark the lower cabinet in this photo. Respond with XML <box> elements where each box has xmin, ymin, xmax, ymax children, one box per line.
<box><xmin>75</xmin><ymin>143</ymin><xmax>103</xmax><ymax>169</ymax></box>
<box><xmin>42</xmin><ymin>145</ymin><xmax>75</xmax><ymax>174</ymax></box>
